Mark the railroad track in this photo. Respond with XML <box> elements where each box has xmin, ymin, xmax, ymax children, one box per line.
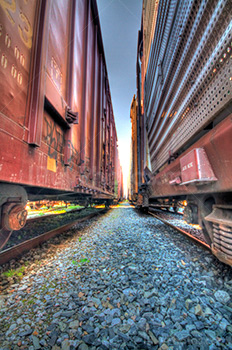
<box><xmin>27</xmin><ymin>206</ymin><xmax>84</xmax><ymax>222</ymax></box>
<box><xmin>0</xmin><ymin>208</ymin><xmax>107</xmax><ymax>265</ymax></box>
<box><xmin>148</xmin><ymin>207</ymin><xmax>211</xmax><ymax>251</ymax></box>
<box><xmin>3</xmin><ymin>207</ymin><xmax>105</xmax><ymax>251</ymax></box>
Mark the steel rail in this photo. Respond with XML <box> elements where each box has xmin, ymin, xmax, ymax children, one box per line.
<box><xmin>0</xmin><ymin>209</ymin><xmax>107</xmax><ymax>265</ymax></box>
<box><xmin>148</xmin><ymin>210</ymin><xmax>211</xmax><ymax>251</ymax></box>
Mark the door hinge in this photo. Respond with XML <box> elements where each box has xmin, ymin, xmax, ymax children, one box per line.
<box><xmin>65</xmin><ymin>106</ymin><xmax>78</xmax><ymax>124</ymax></box>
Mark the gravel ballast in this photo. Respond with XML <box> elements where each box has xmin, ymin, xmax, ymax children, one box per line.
<box><xmin>0</xmin><ymin>203</ymin><xmax>232</xmax><ymax>350</ymax></box>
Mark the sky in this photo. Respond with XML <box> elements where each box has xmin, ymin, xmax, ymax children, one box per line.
<box><xmin>96</xmin><ymin>0</ymin><xmax>143</xmax><ymax>195</ymax></box>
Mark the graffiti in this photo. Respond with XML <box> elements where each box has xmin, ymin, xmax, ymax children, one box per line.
<box><xmin>80</xmin><ymin>161</ymin><xmax>90</xmax><ymax>183</ymax></box>
<box><xmin>64</xmin><ymin>139</ymin><xmax>81</xmax><ymax>171</ymax></box>
<box><xmin>44</xmin><ymin>117</ymin><xmax>82</xmax><ymax>172</ymax></box>
<box><xmin>44</xmin><ymin>118</ymin><xmax>106</xmax><ymax>186</ymax></box>
<box><xmin>44</xmin><ymin>117</ymin><xmax>64</xmax><ymax>161</ymax></box>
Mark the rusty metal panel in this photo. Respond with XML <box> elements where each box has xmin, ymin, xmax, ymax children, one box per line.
<box><xmin>84</xmin><ymin>7</ymin><xmax>95</xmax><ymax>182</ymax></box>
<box><xmin>145</xmin><ymin>0</ymin><xmax>232</xmax><ymax>173</ymax></box>
<box><xmin>64</xmin><ymin>0</ymin><xmax>76</xmax><ymax>166</ymax></box>
<box><xmin>110</xmin><ymin>122</ymin><xmax>115</xmax><ymax>191</ymax></box>
<box><xmin>107</xmin><ymin>103</ymin><xmax>111</xmax><ymax>189</ymax></box>
<box><xmin>0</xmin><ymin>0</ymin><xmax>120</xmax><ymax>200</ymax></box>
<box><xmin>45</xmin><ymin>0</ymin><xmax>71</xmax><ymax>119</ymax></box>
<box><xmin>105</xmin><ymin>97</ymin><xmax>110</xmax><ymax>189</ymax></box>
<box><xmin>101</xmin><ymin>68</ymin><xmax>107</xmax><ymax>188</ymax></box>
<box><xmin>64</xmin><ymin>0</ymin><xmax>87</xmax><ymax>167</ymax></box>
<box><xmin>0</xmin><ymin>0</ymin><xmax>37</xmax><ymax>124</ymax></box>
<box><xmin>0</xmin><ymin>111</ymin><xmax>71</xmax><ymax>190</ymax></box>
<box><xmin>72</xmin><ymin>0</ymin><xmax>87</xmax><ymax>125</ymax></box>
<box><xmin>80</xmin><ymin>0</ymin><xmax>89</xmax><ymax>176</ymax></box>
<box><xmin>180</xmin><ymin>148</ymin><xmax>217</xmax><ymax>185</ymax></box>
<box><xmin>149</xmin><ymin>115</ymin><xmax>232</xmax><ymax>198</ymax></box>
<box><xmin>92</xmin><ymin>31</ymin><xmax>100</xmax><ymax>186</ymax></box>
<box><xmin>95</xmin><ymin>55</ymin><xmax>103</xmax><ymax>187</ymax></box>
<box><xmin>27</xmin><ymin>0</ymin><xmax>49</xmax><ymax>146</ymax></box>
<box><xmin>114</xmin><ymin>126</ymin><xmax>118</xmax><ymax>196</ymax></box>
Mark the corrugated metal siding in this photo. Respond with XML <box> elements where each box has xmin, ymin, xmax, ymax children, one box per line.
<box><xmin>143</xmin><ymin>0</ymin><xmax>159</xmax><ymax>74</ymax></box>
<box><xmin>145</xmin><ymin>0</ymin><xmax>232</xmax><ymax>173</ymax></box>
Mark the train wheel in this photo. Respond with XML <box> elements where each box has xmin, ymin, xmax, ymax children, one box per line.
<box><xmin>200</xmin><ymin>197</ymin><xmax>215</xmax><ymax>246</ymax></box>
<box><xmin>184</xmin><ymin>204</ymin><xmax>198</xmax><ymax>224</ymax></box>
<box><xmin>0</xmin><ymin>204</ymin><xmax>27</xmax><ymax>249</ymax></box>
<box><xmin>205</xmin><ymin>205</ymin><xmax>232</xmax><ymax>266</ymax></box>
<box><xmin>0</xmin><ymin>185</ymin><xmax>28</xmax><ymax>250</ymax></box>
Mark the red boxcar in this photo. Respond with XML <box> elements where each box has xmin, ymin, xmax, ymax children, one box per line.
<box><xmin>0</xmin><ymin>0</ymin><xmax>122</xmax><ymax>248</ymax></box>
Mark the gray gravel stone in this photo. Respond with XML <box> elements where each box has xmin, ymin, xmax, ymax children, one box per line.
<box><xmin>78</xmin><ymin>343</ymin><xmax>89</xmax><ymax>350</ymax></box>
<box><xmin>204</xmin><ymin>329</ymin><xmax>216</xmax><ymax>340</ymax></box>
<box><xmin>191</xmin><ymin>330</ymin><xmax>203</xmax><ymax>338</ymax></box>
<box><xmin>137</xmin><ymin>317</ymin><xmax>147</xmax><ymax>331</ymax></box>
<box><xmin>194</xmin><ymin>321</ymin><xmax>205</xmax><ymax>330</ymax></box>
<box><xmin>18</xmin><ymin>328</ymin><xmax>34</xmax><ymax>337</ymax></box>
<box><xmin>61</xmin><ymin>311</ymin><xmax>75</xmax><ymax>318</ymax></box>
<box><xmin>148</xmin><ymin>330</ymin><xmax>159</xmax><ymax>345</ymax></box>
<box><xmin>32</xmin><ymin>335</ymin><xmax>41</xmax><ymax>349</ymax></box>
<box><xmin>219</xmin><ymin>318</ymin><xmax>230</xmax><ymax>330</ymax></box>
<box><xmin>214</xmin><ymin>290</ymin><xmax>230</xmax><ymax>304</ymax></box>
<box><xmin>48</xmin><ymin>330</ymin><xmax>59</xmax><ymax>346</ymax></box>
<box><xmin>1</xmin><ymin>203</ymin><xmax>232</xmax><ymax>350</ymax></box>
<box><xmin>195</xmin><ymin>304</ymin><xmax>204</xmax><ymax>316</ymax></box>
<box><xmin>204</xmin><ymin>307</ymin><xmax>213</xmax><ymax>316</ymax></box>
<box><xmin>111</xmin><ymin>318</ymin><xmax>121</xmax><ymax>326</ymax></box>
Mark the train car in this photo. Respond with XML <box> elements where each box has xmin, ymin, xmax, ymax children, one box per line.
<box><xmin>119</xmin><ymin>165</ymin><xmax>124</xmax><ymax>201</ymax></box>
<box><xmin>0</xmin><ymin>0</ymin><xmax>122</xmax><ymax>249</ymax></box>
<box><xmin>132</xmin><ymin>0</ymin><xmax>232</xmax><ymax>265</ymax></box>
<box><xmin>129</xmin><ymin>95</ymin><xmax>139</xmax><ymax>203</ymax></box>
<box><xmin>115</xmin><ymin>147</ymin><xmax>123</xmax><ymax>202</ymax></box>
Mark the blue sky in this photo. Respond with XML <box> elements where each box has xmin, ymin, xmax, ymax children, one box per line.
<box><xmin>96</xmin><ymin>0</ymin><xmax>143</xmax><ymax>193</ymax></box>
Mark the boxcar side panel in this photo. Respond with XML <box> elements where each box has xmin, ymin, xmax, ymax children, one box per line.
<box><xmin>96</xmin><ymin>56</ymin><xmax>103</xmax><ymax>188</ymax></box>
<box><xmin>69</xmin><ymin>0</ymin><xmax>88</xmax><ymax>173</ymax></box>
<box><xmin>92</xmin><ymin>34</ymin><xmax>100</xmax><ymax>186</ymax></box>
<box><xmin>45</xmin><ymin>0</ymin><xmax>71</xmax><ymax>119</ymax></box>
<box><xmin>0</xmin><ymin>0</ymin><xmax>37</xmax><ymax>124</ymax></box>
<box><xmin>101</xmin><ymin>70</ymin><xmax>107</xmax><ymax>188</ymax></box>
<box><xmin>0</xmin><ymin>0</ymin><xmax>119</xmax><ymax>200</ymax></box>
<box><xmin>84</xmin><ymin>7</ymin><xmax>95</xmax><ymax>184</ymax></box>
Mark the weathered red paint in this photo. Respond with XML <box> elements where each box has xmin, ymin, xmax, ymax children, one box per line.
<box><xmin>27</xmin><ymin>0</ymin><xmax>48</xmax><ymax>146</ymax></box>
<box><xmin>0</xmin><ymin>0</ymin><xmax>37</xmax><ymax>124</ymax></box>
<box><xmin>64</xmin><ymin>0</ymin><xmax>76</xmax><ymax>166</ymax></box>
<box><xmin>180</xmin><ymin>148</ymin><xmax>217</xmax><ymax>185</ymax></box>
<box><xmin>0</xmin><ymin>0</ymin><xmax>122</xmax><ymax>201</ymax></box>
<box><xmin>150</xmin><ymin>115</ymin><xmax>232</xmax><ymax>198</ymax></box>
